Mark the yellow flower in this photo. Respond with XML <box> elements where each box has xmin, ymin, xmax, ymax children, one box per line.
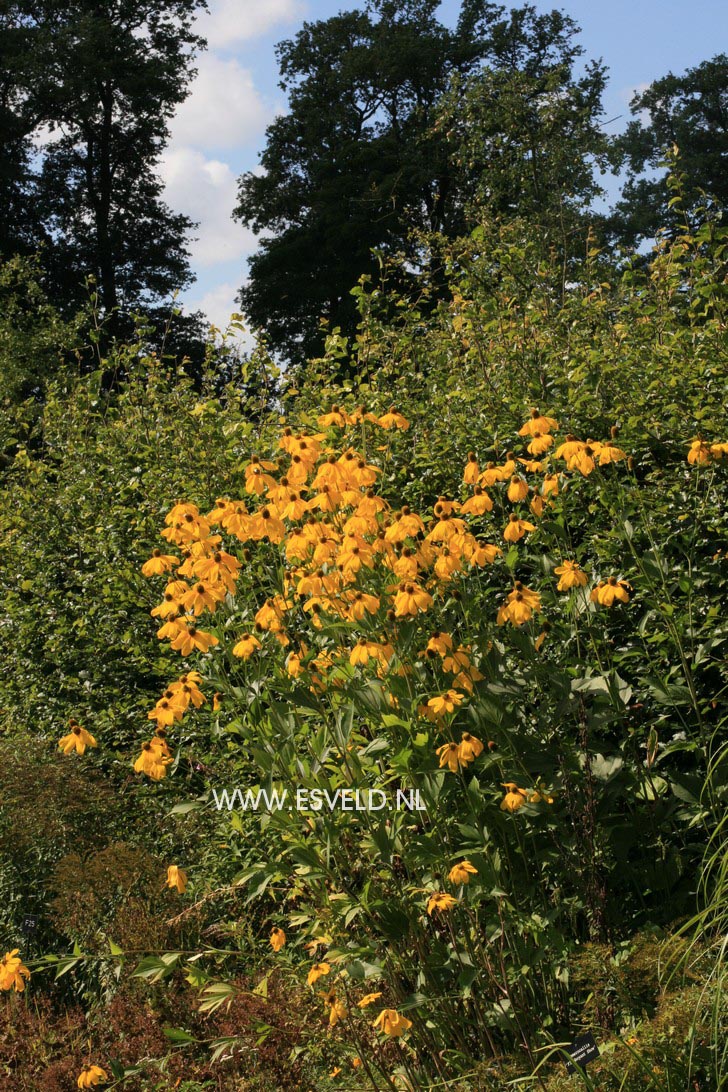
<box><xmin>469</xmin><ymin>540</ymin><xmax>501</xmax><ymax>567</ymax></box>
<box><xmin>500</xmin><ymin>782</ymin><xmax>528</xmax><ymax>812</ymax></box>
<box><xmin>318</xmin><ymin>405</ymin><xmax>348</xmax><ymax>428</ymax></box>
<box><xmin>496</xmin><ymin>590</ymin><xmax>538</xmax><ymax>626</ymax></box>
<box><xmin>321</xmin><ymin>987</ymin><xmax>348</xmax><ymax>1026</ymax></box>
<box><xmin>170</xmin><ymin>624</ymin><xmax>219</xmax><ymax>656</ymax></box>
<box><xmin>448</xmin><ymin>861</ymin><xmax>478</xmax><ymax>885</ymax></box>
<box><xmin>554</xmin><ymin>434</ymin><xmax>584</xmax><ymax>460</ymax></box>
<box><xmin>58</xmin><ymin>719</ymin><xmax>98</xmax><ymax>755</ymax></box>
<box><xmin>307</xmin><ymin>962</ymin><xmax>331</xmax><ymax>985</ymax></box>
<box><xmin>373</xmin><ymin>1008</ymin><xmax>413</xmax><ymax>1037</ymax></box>
<box><xmin>133</xmin><ymin>741</ymin><xmax>173</xmax><ymax>780</ymax></box>
<box><xmin>393</xmin><ymin>582</ymin><xmax>433</xmax><ymax>618</ymax></box>
<box><xmin>377</xmin><ymin>409</ymin><xmax>409</xmax><ymax>430</ymax></box>
<box><xmin>519</xmin><ymin>408</ymin><xmax>559</xmax><ymax>436</ymax></box>
<box><xmin>232</xmin><ymin>632</ymin><xmax>262</xmax><ymax>659</ymax></box>
<box><xmin>687</xmin><ymin>438</ymin><xmax>712</xmax><ymax>464</ymax></box>
<box><xmin>427</xmin><ymin>690</ymin><xmax>464</xmax><ymax>717</ymax></box>
<box><xmin>507</xmin><ymin>475</ymin><xmax>529</xmax><ymax>502</ymax></box>
<box><xmin>286</xmin><ymin>651</ymin><xmax>305</xmax><ymax>677</ymax></box>
<box><xmin>541</xmin><ymin>473</ymin><xmax>559</xmax><ymax>497</ymax></box>
<box><xmin>568</xmin><ymin>445</ymin><xmax>596</xmax><ymax>476</ymax></box>
<box><xmin>463</xmin><ymin>452</ymin><xmax>480</xmax><ymax>483</ymax></box>
<box><xmin>270</xmin><ymin>927</ymin><xmax>286</xmax><ymax>952</ymax></box>
<box><xmin>0</xmin><ymin>949</ymin><xmax>30</xmax><ymax>992</ymax></box>
<box><xmin>141</xmin><ymin>550</ymin><xmax>179</xmax><ymax>577</ymax></box>
<box><xmin>77</xmin><ymin>1065</ymin><xmax>108</xmax><ymax>1089</ymax></box>
<box><xmin>458</xmin><ymin>732</ymin><xmax>484</xmax><ymax>764</ymax></box>
<box><xmin>166</xmin><ymin>864</ymin><xmax>187</xmax><ymax>893</ymax></box>
<box><xmin>182</xmin><ymin>580</ymin><xmax>226</xmax><ymax>616</ymax></box>
<box><xmin>591</xmin><ymin>577</ymin><xmax>631</xmax><ymax>606</ymax></box>
<box><xmin>554</xmin><ymin>560</ymin><xmax>588</xmax><ymax>591</ymax></box>
<box><xmin>529</xmin><ymin>786</ymin><xmax>554</xmax><ymax>804</ymax></box>
<box><xmin>349</xmin><ymin>638</ymin><xmax>383</xmax><ymax>667</ymax></box>
<box><xmin>461</xmin><ymin>486</ymin><xmax>493</xmax><ymax>515</ymax></box>
<box><xmin>595</xmin><ymin>439</ymin><xmax>627</xmax><ymax>465</ymax></box>
<box><xmin>503</xmin><ymin>514</ymin><xmax>536</xmax><ymax>543</ymax></box>
<box><xmin>330</xmin><ymin>1067</ymin><xmax>342</xmax><ymax>1079</ymax></box>
<box><xmin>526</xmin><ymin>431</ymin><xmax>553</xmax><ymax>456</ymax></box>
<box><xmin>436</xmin><ymin>741</ymin><xmax>462</xmax><ymax>773</ymax></box>
<box><xmin>357</xmin><ymin>991</ymin><xmax>383</xmax><ymax>1008</ymax></box>
<box><xmin>147</xmin><ymin>696</ymin><xmax>184</xmax><ymax>728</ymax></box>
<box><xmin>426</xmin><ymin>892</ymin><xmax>457</xmax><ymax>915</ymax></box>
<box><xmin>192</xmin><ymin>548</ymin><xmax>241</xmax><ymax>592</ymax></box>
<box><xmin>424</xmin><ymin>631</ymin><xmax>452</xmax><ymax>656</ymax></box>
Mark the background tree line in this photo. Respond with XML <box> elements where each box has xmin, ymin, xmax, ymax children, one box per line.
<box><xmin>0</xmin><ymin>0</ymin><xmax>726</xmax><ymax>377</ymax></box>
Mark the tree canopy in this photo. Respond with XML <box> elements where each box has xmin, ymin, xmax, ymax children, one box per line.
<box><xmin>609</xmin><ymin>54</ymin><xmax>728</xmax><ymax>247</ymax></box>
<box><xmin>234</xmin><ymin>0</ymin><xmax>609</xmax><ymax>367</ymax></box>
<box><xmin>0</xmin><ymin>0</ymin><xmax>206</xmax><ymax>334</ymax></box>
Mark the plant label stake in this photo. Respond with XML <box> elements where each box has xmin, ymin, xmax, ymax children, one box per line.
<box><xmin>564</xmin><ymin>1032</ymin><xmax>600</xmax><ymax>1073</ymax></box>
<box><xmin>21</xmin><ymin>914</ymin><xmax>39</xmax><ymax>935</ymax></box>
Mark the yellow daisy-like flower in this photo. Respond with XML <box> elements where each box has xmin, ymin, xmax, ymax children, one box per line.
<box><xmin>500</xmin><ymin>782</ymin><xmax>528</xmax><ymax>812</ymax></box>
<box><xmin>373</xmin><ymin>1008</ymin><xmax>413</xmax><ymax>1037</ymax></box>
<box><xmin>0</xmin><ymin>949</ymin><xmax>30</xmax><ymax>992</ymax></box>
<box><xmin>463</xmin><ymin>452</ymin><xmax>480</xmax><ymax>483</ymax></box>
<box><xmin>377</xmin><ymin>409</ymin><xmax>409</xmax><ymax>431</ymax></box>
<box><xmin>503</xmin><ymin>513</ymin><xmax>536</xmax><ymax>543</ymax></box>
<box><xmin>77</xmin><ymin>1065</ymin><xmax>108</xmax><ymax>1089</ymax></box>
<box><xmin>393</xmin><ymin>582</ymin><xmax>433</xmax><ymax>617</ymax></box>
<box><xmin>170</xmin><ymin>624</ymin><xmax>219</xmax><ymax>656</ymax></box>
<box><xmin>436</xmin><ymin>741</ymin><xmax>462</xmax><ymax>773</ymax></box>
<box><xmin>590</xmin><ymin>577</ymin><xmax>631</xmax><ymax>606</ymax></box>
<box><xmin>427</xmin><ymin>690</ymin><xmax>464</xmax><ymax>717</ymax></box>
<box><xmin>232</xmin><ymin>632</ymin><xmax>262</xmax><ymax>659</ymax></box>
<box><xmin>357</xmin><ymin>991</ymin><xmax>383</xmax><ymax>1008</ymax></box>
<box><xmin>133</xmin><ymin>741</ymin><xmax>173</xmax><ymax>780</ymax></box>
<box><xmin>554</xmin><ymin>560</ymin><xmax>588</xmax><ymax>591</ymax></box>
<box><xmin>458</xmin><ymin>732</ymin><xmax>484</xmax><ymax>764</ymax></box>
<box><xmin>594</xmin><ymin>439</ymin><xmax>627</xmax><ymax>465</ymax></box>
<box><xmin>460</xmin><ymin>486</ymin><xmax>493</xmax><ymax>515</ymax></box>
<box><xmin>426</xmin><ymin>892</ymin><xmax>457</xmax><ymax>915</ymax></box>
<box><xmin>519</xmin><ymin>408</ymin><xmax>559</xmax><ymax>436</ymax></box>
<box><xmin>307</xmin><ymin>962</ymin><xmax>331</xmax><ymax>985</ymax></box>
<box><xmin>166</xmin><ymin>864</ymin><xmax>187</xmax><ymax>894</ymax></box>
<box><xmin>321</xmin><ymin>988</ymin><xmax>348</xmax><ymax>1026</ymax></box>
<box><xmin>424</xmin><ymin>631</ymin><xmax>453</xmax><ymax>656</ymax></box>
<box><xmin>448</xmin><ymin>861</ymin><xmax>478</xmax><ymax>885</ymax></box>
<box><xmin>270</xmin><ymin>927</ymin><xmax>286</xmax><ymax>952</ymax></box>
<box><xmin>318</xmin><ymin>405</ymin><xmax>348</xmax><ymax>428</ymax></box>
<box><xmin>687</xmin><ymin>438</ymin><xmax>712</xmax><ymax>465</ymax></box>
<box><xmin>349</xmin><ymin>638</ymin><xmax>383</xmax><ymax>667</ymax></box>
<box><xmin>58</xmin><ymin>719</ymin><xmax>98</xmax><ymax>755</ymax></box>
<box><xmin>496</xmin><ymin>591</ymin><xmax>536</xmax><ymax>626</ymax></box>
<box><xmin>141</xmin><ymin>550</ymin><xmax>179</xmax><ymax>577</ymax></box>
<box><xmin>526</xmin><ymin>431</ymin><xmax>553</xmax><ymax>456</ymax></box>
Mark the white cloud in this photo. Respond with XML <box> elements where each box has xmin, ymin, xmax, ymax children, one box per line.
<box><xmin>620</xmin><ymin>82</ymin><xmax>651</xmax><ymax>124</ymax></box>
<box><xmin>621</xmin><ymin>81</ymin><xmax>650</xmax><ymax>106</ymax></box>
<box><xmin>186</xmin><ymin>280</ymin><xmax>240</xmax><ymax>327</ymax></box>
<box><xmin>159</xmin><ymin>146</ymin><xmax>257</xmax><ymax>266</ymax></box>
<box><xmin>172</xmin><ymin>53</ymin><xmax>271</xmax><ymax>150</ymax></box>
<box><xmin>199</xmin><ymin>0</ymin><xmax>305</xmax><ymax>51</ymax></box>
<box><xmin>184</xmin><ymin>280</ymin><xmax>257</xmax><ymax>352</ymax></box>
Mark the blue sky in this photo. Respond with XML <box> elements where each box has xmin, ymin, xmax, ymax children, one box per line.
<box><xmin>162</xmin><ymin>0</ymin><xmax>728</xmax><ymax>331</ymax></box>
